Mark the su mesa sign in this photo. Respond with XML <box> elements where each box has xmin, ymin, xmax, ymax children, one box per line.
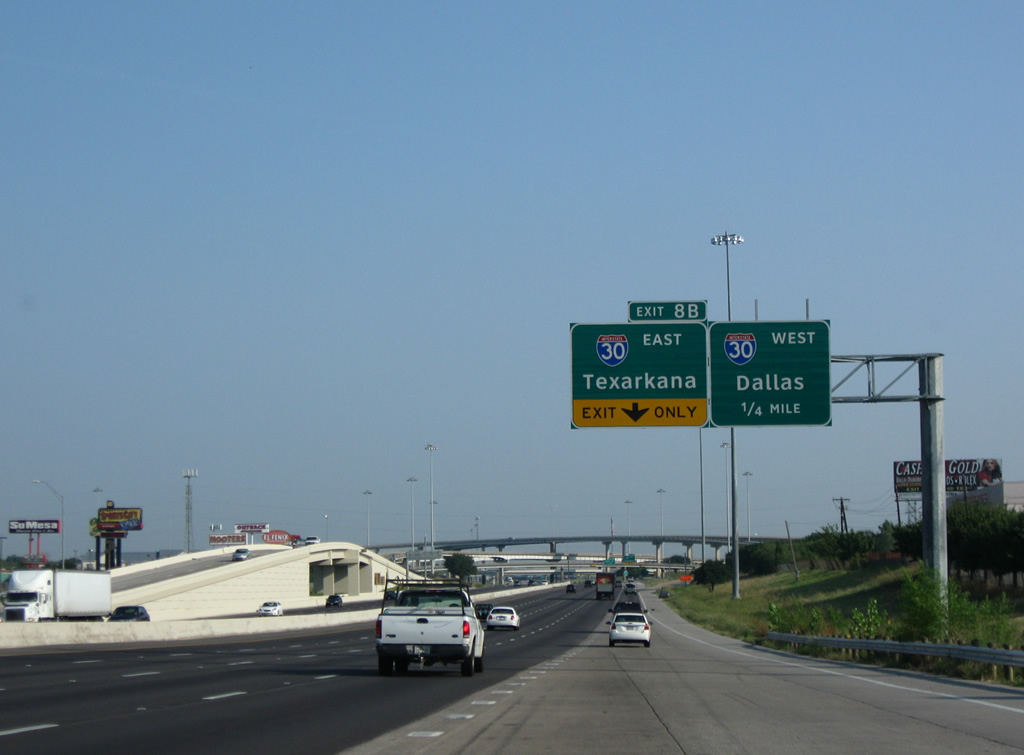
<box><xmin>570</xmin><ymin>320</ymin><xmax>831</xmax><ymax>428</ymax></box>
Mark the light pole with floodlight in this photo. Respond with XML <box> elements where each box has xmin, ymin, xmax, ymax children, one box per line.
<box><xmin>33</xmin><ymin>480</ymin><xmax>64</xmax><ymax>567</ymax></box>
<box><xmin>656</xmin><ymin>488</ymin><xmax>666</xmax><ymax>537</ymax></box>
<box><xmin>743</xmin><ymin>471</ymin><xmax>753</xmax><ymax>542</ymax></box>
<box><xmin>712</xmin><ymin>232</ymin><xmax>743</xmax><ymax>599</ymax></box>
<box><xmin>406</xmin><ymin>477</ymin><xmax>417</xmax><ymax>577</ymax></box>
<box><xmin>719</xmin><ymin>442</ymin><xmax>731</xmax><ymax>538</ymax></box>
<box><xmin>363</xmin><ymin>490</ymin><xmax>373</xmax><ymax>547</ymax></box>
<box><xmin>625</xmin><ymin>500</ymin><xmax>632</xmax><ymax>538</ymax></box>
<box><xmin>425</xmin><ymin>444</ymin><xmax>437</xmax><ymax>574</ymax></box>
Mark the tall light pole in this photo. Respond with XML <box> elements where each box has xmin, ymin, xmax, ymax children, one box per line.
<box><xmin>720</xmin><ymin>442</ymin><xmax>731</xmax><ymax>538</ymax></box>
<box><xmin>182</xmin><ymin>469</ymin><xmax>198</xmax><ymax>553</ymax></box>
<box><xmin>656</xmin><ymin>488</ymin><xmax>666</xmax><ymax>537</ymax></box>
<box><xmin>324</xmin><ymin>513</ymin><xmax>330</xmax><ymax>542</ymax></box>
<box><xmin>624</xmin><ymin>500</ymin><xmax>632</xmax><ymax>538</ymax></box>
<box><xmin>425</xmin><ymin>444</ymin><xmax>437</xmax><ymax>574</ymax></box>
<box><xmin>406</xmin><ymin>476</ymin><xmax>417</xmax><ymax>578</ymax></box>
<box><xmin>474</xmin><ymin>516</ymin><xmax>480</xmax><ymax>540</ymax></box>
<box><xmin>699</xmin><ymin>428</ymin><xmax>706</xmax><ymax>564</ymax></box>
<box><xmin>743</xmin><ymin>471</ymin><xmax>753</xmax><ymax>542</ymax></box>
<box><xmin>712</xmin><ymin>232</ymin><xmax>743</xmax><ymax>599</ymax></box>
<box><xmin>0</xmin><ymin>535</ymin><xmax>7</xmax><ymax>566</ymax></box>
<box><xmin>33</xmin><ymin>480</ymin><xmax>64</xmax><ymax>567</ymax></box>
<box><xmin>363</xmin><ymin>490</ymin><xmax>373</xmax><ymax>547</ymax></box>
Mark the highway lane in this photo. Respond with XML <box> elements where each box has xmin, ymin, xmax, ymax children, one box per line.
<box><xmin>0</xmin><ymin>587</ymin><xmax>607</xmax><ymax>754</ymax></box>
<box><xmin>354</xmin><ymin>586</ymin><xmax>1024</xmax><ymax>754</ymax></box>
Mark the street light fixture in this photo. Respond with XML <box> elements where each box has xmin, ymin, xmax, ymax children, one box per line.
<box><xmin>743</xmin><ymin>471</ymin><xmax>753</xmax><ymax>542</ymax></box>
<box><xmin>33</xmin><ymin>480</ymin><xmax>64</xmax><ymax>567</ymax></box>
<box><xmin>324</xmin><ymin>514</ymin><xmax>329</xmax><ymax>542</ymax></box>
<box><xmin>363</xmin><ymin>490</ymin><xmax>373</xmax><ymax>547</ymax></box>
<box><xmin>656</xmin><ymin>488</ymin><xmax>666</xmax><ymax>537</ymax></box>
<box><xmin>712</xmin><ymin>232</ymin><xmax>743</xmax><ymax>599</ymax></box>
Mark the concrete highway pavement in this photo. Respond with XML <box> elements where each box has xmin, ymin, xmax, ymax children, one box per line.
<box><xmin>352</xmin><ymin>589</ymin><xmax>1024</xmax><ymax>754</ymax></box>
<box><xmin>4</xmin><ymin>584</ymin><xmax>1023</xmax><ymax>754</ymax></box>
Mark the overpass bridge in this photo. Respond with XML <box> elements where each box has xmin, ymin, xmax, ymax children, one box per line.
<box><xmin>376</xmin><ymin>533</ymin><xmax>786</xmax><ymax>563</ymax></box>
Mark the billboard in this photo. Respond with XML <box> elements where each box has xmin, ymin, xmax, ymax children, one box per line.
<box><xmin>235</xmin><ymin>523</ymin><xmax>270</xmax><ymax>533</ymax></box>
<box><xmin>262</xmin><ymin>530</ymin><xmax>292</xmax><ymax>545</ymax></box>
<box><xmin>894</xmin><ymin>459</ymin><xmax>1003</xmax><ymax>498</ymax></box>
<box><xmin>9</xmin><ymin>519</ymin><xmax>61</xmax><ymax>534</ymax></box>
<box><xmin>210</xmin><ymin>533</ymin><xmax>247</xmax><ymax>546</ymax></box>
<box><xmin>97</xmin><ymin>507</ymin><xmax>144</xmax><ymax>531</ymax></box>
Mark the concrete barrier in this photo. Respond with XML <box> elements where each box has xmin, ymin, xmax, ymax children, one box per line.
<box><xmin>0</xmin><ymin>583</ymin><xmax>561</xmax><ymax>650</ymax></box>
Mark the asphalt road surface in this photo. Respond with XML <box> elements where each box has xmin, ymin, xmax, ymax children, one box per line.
<box><xmin>3</xmin><ymin>586</ymin><xmax>1024</xmax><ymax>754</ymax></box>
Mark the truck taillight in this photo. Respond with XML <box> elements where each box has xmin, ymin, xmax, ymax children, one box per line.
<box><xmin>375</xmin><ymin>618</ymin><xmax>382</xmax><ymax>638</ymax></box>
<box><xmin>463</xmin><ymin>619</ymin><xmax>471</xmax><ymax>637</ymax></box>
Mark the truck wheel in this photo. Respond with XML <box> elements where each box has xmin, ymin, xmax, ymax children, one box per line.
<box><xmin>609</xmin><ymin>640</ymin><xmax>615</xmax><ymax>647</ymax></box>
<box><xmin>378</xmin><ymin>657</ymin><xmax>394</xmax><ymax>676</ymax></box>
<box><xmin>474</xmin><ymin>653</ymin><xmax>484</xmax><ymax>673</ymax></box>
<box><xmin>461</xmin><ymin>651</ymin><xmax>475</xmax><ymax>677</ymax></box>
<box><xmin>395</xmin><ymin>660</ymin><xmax>410</xmax><ymax>675</ymax></box>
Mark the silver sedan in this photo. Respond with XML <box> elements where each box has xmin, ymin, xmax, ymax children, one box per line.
<box><xmin>485</xmin><ymin>606</ymin><xmax>521</xmax><ymax>631</ymax></box>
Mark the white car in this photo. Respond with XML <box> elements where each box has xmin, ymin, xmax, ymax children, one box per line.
<box><xmin>485</xmin><ymin>606</ymin><xmax>521</xmax><ymax>631</ymax></box>
<box><xmin>608</xmin><ymin>612</ymin><xmax>650</xmax><ymax>647</ymax></box>
<box><xmin>257</xmin><ymin>601</ymin><xmax>284</xmax><ymax>617</ymax></box>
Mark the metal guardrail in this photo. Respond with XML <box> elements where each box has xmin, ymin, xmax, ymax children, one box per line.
<box><xmin>765</xmin><ymin>632</ymin><xmax>1024</xmax><ymax>668</ymax></box>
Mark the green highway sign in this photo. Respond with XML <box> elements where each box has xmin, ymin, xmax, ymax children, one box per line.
<box><xmin>708</xmin><ymin>320</ymin><xmax>831</xmax><ymax>427</ymax></box>
<box><xmin>570</xmin><ymin>322</ymin><xmax>708</xmax><ymax>428</ymax></box>
<box><xmin>628</xmin><ymin>301</ymin><xmax>707</xmax><ymax>322</ymax></box>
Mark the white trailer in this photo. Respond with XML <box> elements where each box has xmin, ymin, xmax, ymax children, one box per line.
<box><xmin>3</xmin><ymin>569</ymin><xmax>112</xmax><ymax>622</ymax></box>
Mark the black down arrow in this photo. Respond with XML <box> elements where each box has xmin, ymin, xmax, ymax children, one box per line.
<box><xmin>622</xmin><ymin>402</ymin><xmax>649</xmax><ymax>422</ymax></box>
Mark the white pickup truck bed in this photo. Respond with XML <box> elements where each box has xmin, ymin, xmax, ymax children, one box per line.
<box><xmin>374</xmin><ymin>585</ymin><xmax>485</xmax><ymax>676</ymax></box>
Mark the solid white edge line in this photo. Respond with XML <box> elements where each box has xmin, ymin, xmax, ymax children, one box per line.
<box><xmin>649</xmin><ymin>615</ymin><xmax>1024</xmax><ymax>715</ymax></box>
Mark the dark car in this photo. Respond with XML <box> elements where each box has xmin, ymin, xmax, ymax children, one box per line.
<box><xmin>610</xmin><ymin>600</ymin><xmax>644</xmax><ymax>614</ymax></box>
<box><xmin>584</xmin><ymin>579</ymin><xmax>594</xmax><ymax>588</ymax></box>
<box><xmin>109</xmin><ymin>605</ymin><xmax>151</xmax><ymax>622</ymax></box>
<box><xmin>565</xmin><ymin>583</ymin><xmax>576</xmax><ymax>593</ymax></box>
<box><xmin>475</xmin><ymin>602</ymin><xmax>494</xmax><ymax>621</ymax></box>
<box><xmin>325</xmin><ymin>594</ymin><xmax>344</xmax><ymax>609</ymax></box>
<box><xmin>658</xmin><ymin>588</ymin><xmax>671</xmax><ymax>599</ymax></box>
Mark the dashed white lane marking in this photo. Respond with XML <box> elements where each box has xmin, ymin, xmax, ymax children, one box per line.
<box><xmin>203</xmin><ymin>691</ymin><xmax>247</xmax><ymax>701</ymax></box>
<box><xmin>0</xmin><ymin>724</ymin><xmax>60</xmax><ymax>737</ymax></box>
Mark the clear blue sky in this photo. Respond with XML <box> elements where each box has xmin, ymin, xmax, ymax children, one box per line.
<box><xmin>3</xmin><ymin>3</ymin><xmax>1021</xmax><ymax>560</ymax></box>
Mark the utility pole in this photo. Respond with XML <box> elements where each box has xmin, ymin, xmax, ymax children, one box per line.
<box><xmin>833</xmin><ymin>497</ymin><xmax>849</xmax><ymax>534</ymax></box>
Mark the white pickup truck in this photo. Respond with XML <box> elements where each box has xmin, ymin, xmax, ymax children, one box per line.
<box><xmin>374</xmin><ymin>579</ymin><xmax>485</xmax><ymax>676</ymax></box>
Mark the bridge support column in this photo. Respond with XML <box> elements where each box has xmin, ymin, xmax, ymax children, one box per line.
<box><xmin>654</xmin><ymin>543</ymin><xmax>664</xmax><ymax>576</ymax></box>
<box><xmin>549</xmin><ymin>542</ymin><xmax>557</xmax><ymax>554</ymax></box>
<box><xmin>602</xmin><ymin>541</ymin><xmax>612</xmax><ymax>559</ymax></box>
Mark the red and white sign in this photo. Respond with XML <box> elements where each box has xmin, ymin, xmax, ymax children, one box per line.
<box><xmin>262</xmin><ymin>529</ymin><xmax>292</xmax><ymax>545</ymax></box>
<box><xmin>235</xmin><ymin>523</ymin><xmax>270</xmax><ymax>533</ymax></box>
<box><xmin>210</xmin><ymin>533</ymin><xmax>247</xmax><ymax>546</ymax></box>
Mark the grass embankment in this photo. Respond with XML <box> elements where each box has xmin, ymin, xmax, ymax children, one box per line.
<box><xmin>658</xmin><ymin>564</ymin><xmax>1024</xmax><ymax>646</ymax></box>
